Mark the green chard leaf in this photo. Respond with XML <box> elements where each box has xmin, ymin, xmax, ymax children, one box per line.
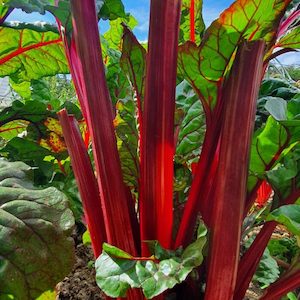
<box><xmin>253</xmin><ymin>248</ymin><xmax>280</xmax><ymax>288</ymax></box>
<box><xmin>175</xmin><ymin>80</ymin><xmax>206</xmax><ymax>165</ymax></box>
<box><xmin>114</xmin><ymin>97</ymin><xmax>139</xmax><ymax>189</ymax></box>
<box><xmin>178</xmin><ymin>0</ymin><xmax>290</xmax><ymax>112</ymax></box>
<box><xmin>105</xmin><ymin>48</ymin><xmax>130</xmax><ymax>104</ymax></box>
<box><xmin>249</xmin><ymin>91</ymin><xmax>300</xmax><ymax>189</ymax></box>
<box><xmin>0</xmin><ymin>26</ymin><xmax>69</xmax><ymax>82</ymax></box>
<box><xmin>95</xmin><ymin>222</ymin><xmax>207</xmax><ymax>299</ymax></box>
<box><xmin>103</xmin><ymin>15</ymin><xmax>137</xmax><ymax>50</ymax></box>
<box><xmin>248</xmin><ymin>116</ymin><xmax>290</xmax><ymax>191</ymax></box>
<box><xmin>179</xmin><ymin>0</ymin><xmax>205</xmax><ymax>44</ymax></box>
<box><xmin>0</xmin><ymin>159</ymin><xmax>75</xmax><ymax>300</ymax></box>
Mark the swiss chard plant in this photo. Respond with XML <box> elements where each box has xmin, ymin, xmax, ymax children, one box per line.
<box><xmin>1</xmin><ymin>0</ymin><xmax>300</xmax><ymax>299</ymax></box>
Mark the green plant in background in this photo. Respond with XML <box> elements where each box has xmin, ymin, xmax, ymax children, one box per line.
<box><xmin>0</xmin><ymin>0</ymin><xmax>300</xmax><ymax>300</ymax></box>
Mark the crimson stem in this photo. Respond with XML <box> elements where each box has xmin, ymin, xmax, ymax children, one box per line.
<box><xmin>58</xmin><ymin>110</ymin><xmax>106</xmax><ymax>257</ymax></box>
<box><xmin>140</xmin><ymin>0</ymin><xmax>182</xmax><ymax>252</ymax></box>
<box><xmin>204</xmin><ymin>40</ymin><xmax>265</xmax><ymax>300</ymax></box>
<box><xmin>69</xmin><ymin>0</ymin><xmax>139</xmax><ymax>255</ymax></box>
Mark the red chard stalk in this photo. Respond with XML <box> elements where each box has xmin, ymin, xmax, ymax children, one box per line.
<box><xmin>204</xmin><ymin>40</ymin><xmax>265</xmax><ymax>300</ymax></box>
<box><xmin>69</xmin><ymin>0</ymin><xmax>139</xmax><ymax>257</ymax></box>
<box><xmin>58</xmin><ymin>109</ymin><xmax>106</xmax><ymax>258</ymax></box>
<box><xmin>140</xmin><ymin>0</ymin><xmax>182</xmax><ymax>252</ymax></box>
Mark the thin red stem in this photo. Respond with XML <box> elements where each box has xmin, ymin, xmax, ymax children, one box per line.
<box><xmin>70</xmin><ymin>0</ymin><xmax>139</xmax><ymax>257</ymax></box>
<box><xmin>58</xmin><ymin>109</ymin><xmax>106</xmax><ymax>257</ymax></box>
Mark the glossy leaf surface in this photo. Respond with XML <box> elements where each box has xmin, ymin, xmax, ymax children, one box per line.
<box><xmin>95</xmin><ymin>222</ymin><xmax>207</xmax><ymax>299</ymax></box>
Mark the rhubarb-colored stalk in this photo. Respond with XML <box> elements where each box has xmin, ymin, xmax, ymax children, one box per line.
<box><xmin>140</xmin><ymin>0</ymin><xmax>182</xmax><ymax>252</ymax></box>
<box><xmin>260</xmin><ymin>270</ymin><xmax>300</xmax><ymax>300</ymax></box>
<box><xmin>190</xmin><ymin>0</ymin><xmax>195</xmax><ymax>42</ymax></box>
<box><xmin>70</xmin><ymin>0</ymin><xmax>139</xmax><ymax>259</ymax></box>
<box><xmin>58</xmin><ymin>109</ymin><xmax>106</xmax><ymax>258</ymax></box>
<box><xmin>204</xmin><ymin>40</ymin><xmax>265</xmax><ymax>300</ymax></box>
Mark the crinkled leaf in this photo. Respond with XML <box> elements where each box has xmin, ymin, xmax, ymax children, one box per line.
<box><xmin>268</xmin><ymin>237</ymin><xmax>298</xmax><ymax>264</ymax></box>
<box><xmin>0</xmin><ymin>159</ymin><xmax>75</xmax><ymax>300</ymax></box>
<box><xmin>114</xmin><ymin>98</ymin><xmax>139</xmax><ymax>189</ymax></box>
<box><xmin>179</xmin><ymin>0</ymin><xmax>205</xmax><ymax>44</ymax></box>
<box><xmin>95</xmin><ymin>222</ymin><xmax>207</xmax><ymax>299</ymax></box>
<box><xmin>267</xmin><ymin>204</ymin><xmax>300</xmax><ymax>235</ymax></box>
<box><xmin>105</xmin><ymin>48</ymin><xmax>130</xmax><ymax>104</ymax></box>
<box><xmin>175</xmin><ymin>80</ymin><xmax>205</xmax><ymax>165</ymax></box>
<box><xmin>0</xmin><ymin>26</ymin><xmax>68</xmax><ymax>82</ymax></box>
<box><xmin>254</xmin><ymin>248</ymin><xmax>280</xmax><ymax>288</ymax></box>
<box><xmin>178</xmin><ymin>0</ymin><xmax>290</xmax><ymax>111</ymax></box>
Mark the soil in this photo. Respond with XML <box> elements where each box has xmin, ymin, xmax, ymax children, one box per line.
<box><xmin>56</xmin><ymin>227</ymin><xmax>104</xmax><ymax>300</ymax></box>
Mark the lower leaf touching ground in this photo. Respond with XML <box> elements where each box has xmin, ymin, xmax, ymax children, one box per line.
<box><xmin>95</xmin><ymin>221</ymin><xmax>207</xmax><ymax>299</ymax></box>
<box><xmin>0</xmin><ymin>159</ymin><xmax>75</xmax><ymax>300</ymax></box>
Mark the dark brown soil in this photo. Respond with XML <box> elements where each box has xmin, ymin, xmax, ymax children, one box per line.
<box><xmin>56</xmin><ymin>230</ymin><xmax>104</xmax><ymax>300</ymax></box>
